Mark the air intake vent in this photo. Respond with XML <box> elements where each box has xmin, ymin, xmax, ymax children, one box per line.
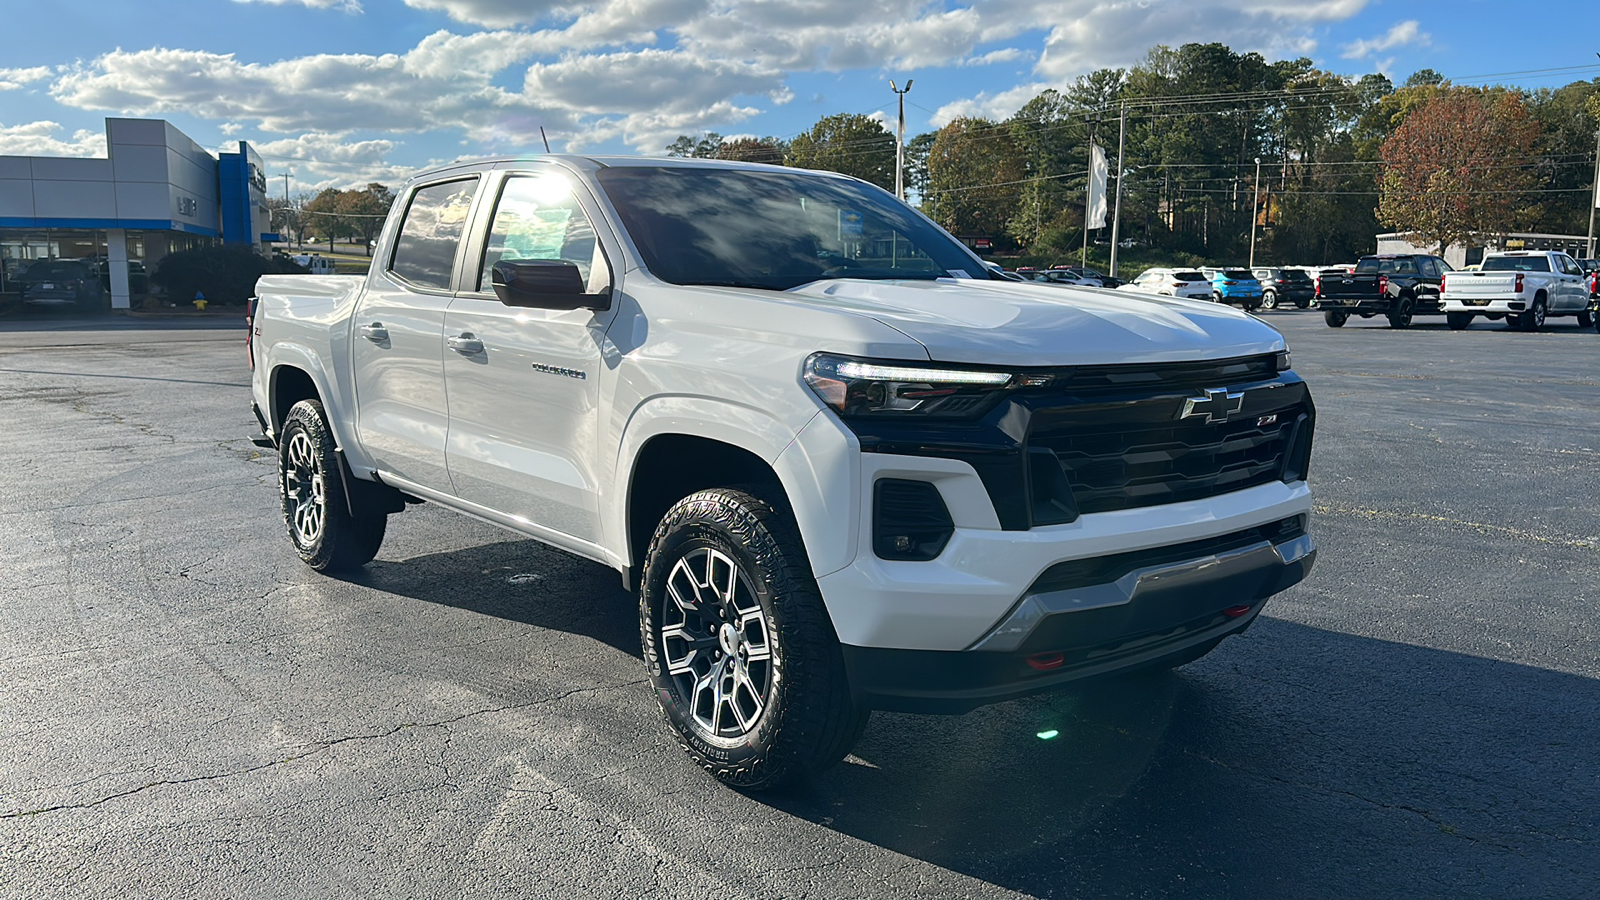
<box><xmin>874</xmin><ymin>479</ymin><xmax>954</xmax><ymax>561</ymax></box>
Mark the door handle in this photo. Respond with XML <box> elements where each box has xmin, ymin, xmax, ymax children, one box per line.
<box><xmin>447</xmin><ymin>333</ymin><xmax>484</xmax><ymax>355</ymax></box>
<box><xmin>359</xmin><ymin>322</ymin><xmax>389</xmax><ymax>342</ymax></box>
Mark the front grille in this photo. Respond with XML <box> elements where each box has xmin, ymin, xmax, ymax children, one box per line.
<box><xmin>1024</xmin><ymin>365</ymin><xmax>1309</xmax><ymax>517</ymax></box>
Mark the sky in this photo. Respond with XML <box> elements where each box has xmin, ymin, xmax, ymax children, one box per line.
<box><xmin>1</xmin><ymin>0</ymin><xmax>1597</xmax><ymax>193</ymax></box>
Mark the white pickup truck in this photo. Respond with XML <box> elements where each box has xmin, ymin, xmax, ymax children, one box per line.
<box><xmin>247</xmin><ymin>155</ymin><xmax>1317</xmax><ymax>789</ymax></box>
<box><xmin>1440</xmin><ymin>251</ymin><xmax>1593</xmax><ymax>331</ymax></box>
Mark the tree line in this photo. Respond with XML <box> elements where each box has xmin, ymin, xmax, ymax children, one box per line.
<box><xmin>668</xmin><ymin>44</ymin><xmax>1600</xmax><ymax>265</ymax></box>
<box><xmin>267</xmin><ymin>183</ymin><xmax>395</xmax><ymax>256</ymax></box>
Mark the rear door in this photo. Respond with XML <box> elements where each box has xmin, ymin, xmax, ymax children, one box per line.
<box><xmin>350</xmin><ymin>175</ymin><xmax>481</xmax><ymax>492</ymax></box>
<box><xmin>440</xmin><ymin>167</ymin><xmax>619</xmax><ymax>543</ymax></box>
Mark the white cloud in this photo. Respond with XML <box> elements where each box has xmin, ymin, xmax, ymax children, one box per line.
<box><xmin>233</xmin><ymin>0</ymin><xmax>364</xmax><ymax>12</ymax></box>
<box><xmin>931</xmin><ymin>82</ymin><xmax>1050</xmax><ymax>126</ymax></box>
<box><xmin>524</xmin><ymin>49</ymin><xmax>784</xmax><ymax>115</ymax></box>
<box><xmin>1341</xmin><ymin>20</ymin><xmax>1429</xmax><ymax>60</ymax></box>
<box><xmin>0</xmin><ymin>66</ymin><xmax>51</xmax><ymax>91</ymax></box>
<box><xmin>961</xmin><ymin>48</ymin><xmax>1031</xmax><ymax>68</ymax></box>
<box><xmin>241</xmin><ymin>132</ymin><xmax>419</xmax><ymax>190</ymax></box>
<box><xmin>0</xmin><ymin>121</ymin><xmax>106</xmax><ymax>157</ymax></box>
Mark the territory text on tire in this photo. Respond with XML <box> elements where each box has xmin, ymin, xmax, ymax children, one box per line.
<box><xmin>1324</xmin><ymin>309</ymin><xmax>1348</xmax><ymax>327</ymax></box>
<box><xmin>280</xmin><ymin>399</ymin><xmax>387</xmax><ymax>571</ymax></box>
<box><xmin>1446</xmin><ymin>312</ymin><xmax>1473</xmax><ymax>330</ymax></box>
<box><xmin>640</xmin><ymin>487</ymin><xmax>867</xmax><ymax>791</ymax></box>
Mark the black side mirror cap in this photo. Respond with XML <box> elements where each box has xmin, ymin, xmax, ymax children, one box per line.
<box><xmin>491</xmin><ymin>260</ymin><xmax>611</xmax><ymax>311</ymax></box>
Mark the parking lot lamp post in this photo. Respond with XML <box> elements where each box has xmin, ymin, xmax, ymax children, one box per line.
<box><xmin>1249</xmin><ymin>156</ymin><xmax>1261</xmax><ymax>268</ymax></box>
<box><xmin>1108</xmin><ymin>102</ymin><xmax>1126</xmax><ymax>278</ymax></box>
<box><xmin>891</xmin><ymin>80</ymin><xmax>913</xmax><ymax>201</ymax></box>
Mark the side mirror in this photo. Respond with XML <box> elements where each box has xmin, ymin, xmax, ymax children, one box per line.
<box><xmin>491</xmin><ymin>260</ymin><xmax>611</xmax><ymax>311</ymax></box>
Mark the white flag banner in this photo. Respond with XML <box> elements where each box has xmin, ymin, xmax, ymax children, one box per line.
<box><xmin>1087</xmin><ymin>143</ymin><xmax>1108</xmax><ymax>229</ymax></box>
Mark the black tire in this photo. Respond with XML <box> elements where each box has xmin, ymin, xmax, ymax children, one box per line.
<box><xmin>1295</xmin><ymin>296</ymin><xmax>1311</xmax><ymax>309</ymax></box>
<box><xmin>1213</xmin><ymin>291</ymin><xmax>1224</xmax><ymax>303</ymax></box>
<box><xmin>1517</xmin><ymin>297</ymin><xmax>1546</xmax><ymax>332</ymax></box>
<box><xmin>1593</xmin><ymin>310</ymin><xmax>1600</xmax><ymax>334</ymax></box>
<box><xmin>279</xmin><ymin>399</ymin><xmax>387</xmax><ymax>572</ymax></box>
<box><xmin>1446</xmin><ymin>312</ymin><xmax>1473</xmax><ymax>330</ymax></box>
<box><xmin>1260</xmin><ymin>290</ymin><xmax>1278</xmax><ymax>310</ymax></box>
<box><xmin>640</xmin><ymin>487</ymin><xmax>867</xmax><ymax>791</ymax></box>
<box><xmin>1324</xmin><ymin>309</ymin><xmax>1348</xmax><ymax>328</ymax></box>
<box><xmin>1387</xmin><ymin>295</ymin><xmax>1414</xmax><ymax>329</ymax></box>
<box><xmin>1577</xmin><ymin>309</ymin><xmax>1593</xmax><ymax>329</ymax></box>
<box><xmin>1244</xmin><ymin>299</ymin><xmax>1262</xmax><ymax>312</ymax></box>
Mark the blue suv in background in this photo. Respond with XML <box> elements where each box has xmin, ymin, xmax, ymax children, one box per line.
<box><xmin>1203</xmin><ymin>267</ymin><xmax>1264</xmax><ymax>311</ymax></box>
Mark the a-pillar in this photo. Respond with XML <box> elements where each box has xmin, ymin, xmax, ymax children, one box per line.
<box><xmin>107</xmin><ymin>228</ymin><xmax>131</xmax><ymax>310</ymax></box>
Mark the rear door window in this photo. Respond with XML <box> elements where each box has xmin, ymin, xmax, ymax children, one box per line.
<box><xmin>388</xmin><ymin>178</ymin><xmax>479</xmax><ymax>291</ymax></box>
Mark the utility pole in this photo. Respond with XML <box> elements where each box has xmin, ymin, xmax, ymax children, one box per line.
<box><xmin>891</xmin><ymin>79</ymin><xmax>913</xmax><ymax>201</ymax></box>
<box><xmin>282</xmin><ymin>171</ymin><xmax>294</xmax><ymax>248</ymax></box>
<box><xmin>1108</xmin><ymin>102</ymin><xmax>1127</xmax><ymax>278</ymax></box>
<box><xmin>1588</xmin><ymin>128</ymin><xmax>1599</xmax><ymax>259</ymax></box>
<box><xmin>1248</xmin><ymin>156</ymin><xmax>1261</xmax><ymax>268</ymax></box>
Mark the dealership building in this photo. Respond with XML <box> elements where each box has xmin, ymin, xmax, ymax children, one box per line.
<box><xmin>0</xmin><ymin>118</ymin><xmax>273</xmax><ymax>308</ymax></box>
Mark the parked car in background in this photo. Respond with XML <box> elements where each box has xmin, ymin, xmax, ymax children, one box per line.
<box><xmin>1439</xmin><ymin>251</ymin><xmax>1591</xmax><ymax>331</ymax></box>
<box><xmin>1252</xmin><ymin>267</ymin><xmax>1314</xmax><ymax>310</ymax></box>
<box><xmin>1030</xmin><ymin>269</ymin><xmax>1103</xmax><ymax>288</ymax></box>
<box><xmin>1056</xmin><ymin>266</ymin><xmax>1122</xmax><ymax>289</ymax></box>
<box><xmin>1578</xmin><ymin>258</ymin><xmax>1599</xmax><ymax>298</ymax></box>
<box><xmin>1118</xmin><ymin>267</ymin><xmax>1213</xmax><ymax>300</ymax></box>
<box><xmin>18</xmin><ymin>259</ymin><xmax>105</xmax><ymax>309</ymax></box>
<box><xmin>1315</xmin><ymin>254</ymin><xmax>1448</xmax><ymax>329</ymax></box>
<box><xmin>1201</xmin><ymin>268</ymin><xmax>1264</xmax><ymax>310</ymax></box>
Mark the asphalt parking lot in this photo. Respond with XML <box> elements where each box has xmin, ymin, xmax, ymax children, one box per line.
<box><xmin>2</xmin><ymin>307</ymin><xmax>1597</xmax><ymax>899</ymax></box>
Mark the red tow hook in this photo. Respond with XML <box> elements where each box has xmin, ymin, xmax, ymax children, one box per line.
<box><xmin>1222</xmin><ymin>605</ymin><xmax>1253</xmax><ymax>618</ymax></box>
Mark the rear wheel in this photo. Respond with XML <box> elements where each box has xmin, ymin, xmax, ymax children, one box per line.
<box><xmin>1446</xmin><ymin>312</ymin><xmax>1473</xmax><ymax>330</ymax></box>
<box><xmin>1387</xmin><ymin>295</ymin><xmax>1415</xmax><ymax>329</ymax></box>
<box><xmin>1577</xmin><ymin>309</ymin><xmax>1593</xmax><ymax>328</ymax></box>
<box><xmin>1294</xmin><ymin>296</ymin><xmax>1311</xmax><ymax>309</ymax></box>
<box><xmin>1260</xmin><ymin>290</ymin><xmax>1278</xmax><ymax>310</ymax></box>
<box><xmin>641</xmin><ymin>487</ymin><xmax>867</xmax><ymax>791</ymax></box>
<box><xmin>1324</xmin><ymin>309</ymin><xmax>1348</xmax><ymax>328</ymax></box>
<box><xmin>1517</xmin><ymin>297</ymin><xmax>1546</xmax><ymax>332</ymax></box>
<box><xmin>279</xmin><ymin>400</ymin><xmax>387</xmax><ymax>571</ymax></box>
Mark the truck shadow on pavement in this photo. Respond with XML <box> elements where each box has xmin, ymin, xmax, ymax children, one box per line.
<box><xmin>344</xmin><ymin>539</ymin><xmax>1596</xmax><ymax>898</ymax></box>
<box><xmin>765</xmin><ymin>617</ymin><xmax>1599</xmax><ymax>898</ymax></box>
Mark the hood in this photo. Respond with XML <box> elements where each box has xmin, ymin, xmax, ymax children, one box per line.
<box><xmin>784</xmin><ymin>278</ymin><xmax>1284</xmax><ymax>366</ymax></box>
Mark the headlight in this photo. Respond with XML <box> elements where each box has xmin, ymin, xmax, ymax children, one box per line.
<box><xmin>803</xmin><ymin>353</ymin><xmax>1018</xmax><ymax>418</ymax></box>
<box><xmin>1275</xmin><ymin>349</ymin><xmax>1292</xmax><ymax>372</ymax></box>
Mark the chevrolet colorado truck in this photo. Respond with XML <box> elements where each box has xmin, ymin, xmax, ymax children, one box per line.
<box><xmin>248</xmin><ymin>156</ymin><xmax>1317</xmax><ymax>789</ymax></box>
<box><xmin>1439</xmin><ymin>251</ymin><xmax>1593</xmax><ymax>331</ymax></box>
<box><xmin>1316</xmin><ymin>253</ymin><xmax>1450</xmax><ymax>328</ymax></box>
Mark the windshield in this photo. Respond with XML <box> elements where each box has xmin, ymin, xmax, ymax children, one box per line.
<box><xmin>596</xmin><ymin>166</ymin><xmax>975</xmax><ymax>290</ymax></box>
<box><xmin>1482</xmin><ymin>256</ymin><xmax>1550</xmax><ymax>272</ymax></box>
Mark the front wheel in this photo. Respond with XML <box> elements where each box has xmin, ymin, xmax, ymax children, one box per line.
<box><xmin>1577</xmin><ymin>309</ymin><xmax>1593</xmax><ymax>329</ymax></box>
<box><xmin>1324</xmin><ymin>309</ymin><xmax>1348</xmax><ymax>328</ymax></box>
<box><xmin>1446</xmin><ymin>312</ymin><xmax>1473</xmax><ymax>330</ymax></box>
<box><xmin>1260</xmin><ymin>290</ymin><xmax>1278</xmax><ymax>310</ymax></box>
<box><xmin>279</xmin><ymin>400</ymin><xmax>387</xmax><ymax>571</ymax></box>
<box><xmin>640</xmin><ymin>487</ymin><xmax>867</xmax><ymax>791</ymax></box>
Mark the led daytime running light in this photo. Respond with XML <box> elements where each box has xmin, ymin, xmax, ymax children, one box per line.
<box><xmin>833</xmin><ymin>361</ymin><xmax>1012</xmax><ymax>385</ymax></box>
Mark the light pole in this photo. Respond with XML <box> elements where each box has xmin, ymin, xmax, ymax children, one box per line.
<box><xmin>891</xmin><ymin>79</ymin><xmax>913</xmax><ymax>201</ymax></box>
<box><xmin>1587</xmin><ymin>129</ymin><xmax>1598</xmax><ymax>259</ymax></box>
<box><xmin>1248</xmin><ymin>156</ymin><xmax>1261</xmax><ymax>268</ymax></box>
<box><xmin>1107</xmin><ymin>102</ymin><xmax>1126</xmax><ymax>278</ymax></box>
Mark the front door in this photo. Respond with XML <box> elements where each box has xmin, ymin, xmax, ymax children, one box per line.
<box><xmin>351</xmin><ymin>176</ymin><xmax>479</xmax><ymax>492</ymax></box>
<box><xmin>442</xmin><ymin>170</ymin><xmax>616</xmax><ymax>542</ymax></box>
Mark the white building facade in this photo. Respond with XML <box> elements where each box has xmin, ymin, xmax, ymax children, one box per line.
<box><xmin>0</xmin><ymin>118</ymin><xmax>272</xmax><ymax>309</ymax></box>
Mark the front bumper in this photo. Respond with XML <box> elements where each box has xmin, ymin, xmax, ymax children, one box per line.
<box><xmin>843</xmin><ymin>530</ymin><xmax>1315</xmax><ymax>713</ymax></box>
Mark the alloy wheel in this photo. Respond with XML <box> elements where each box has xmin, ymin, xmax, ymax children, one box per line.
<box><xmin>283</xmin><ymin>430</ymin><xmax>325</xmax><ymax>547</ymax></box>
<box><xmin>660</xmin><ymin>547</ymin><xmax>773</xmax><ymax>741</ymax></box>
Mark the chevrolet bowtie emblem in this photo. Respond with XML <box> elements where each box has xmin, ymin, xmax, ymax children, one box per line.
<box><xmin>1180</xmin><ymin>388</ymin><xmax>1245</xmax><ymax>423</ymax></box>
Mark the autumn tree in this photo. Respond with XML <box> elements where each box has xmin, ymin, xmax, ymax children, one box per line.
<box><xmin>787</xmin><ymin>114</ymin><xmax>896</xmax><ymax>190</ymax></box>
<box><xmin>924</xmin><ymin>117</ymin><xmax>1027</xmax><ymax>239</ymax></box>
<box><xmin>338</xmin><ymin>184</ymin><xmax>395</xmax><ymax>256</ymax></box>
<box><xmin>1378</xmin><ymin>88</ymin><xmax>1541</xmax><ymax>254</ymax></box>
<box><xmin>301</xmin><ymin>188</ymin><xmax>350</xmax><ymax>252</ymax></box>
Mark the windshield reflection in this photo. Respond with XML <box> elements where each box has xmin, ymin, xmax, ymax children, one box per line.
<box><xmin>596</xmin><ymin>167</ymin><xmax>978</xmax><ymax>291</ymax></box>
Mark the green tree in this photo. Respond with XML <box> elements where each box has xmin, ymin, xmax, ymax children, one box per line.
<box><xmin>301</xmin><ymin>188</ymin><xmax>350</xmax><ymax>253</ymax></box>
<box><xmin>338</xmin><ymin>183</ymin><xmax>395</xmax><ymax>257</ymax></box>
<box><xmin>924</xmin><ymin>117</ymin><xmax>1027</xmax><ymax>239</ymax></box>
<box><xmin>787</xmin><ymin>114</ymin><xmax>896</xmax><ymax>190</ymax></box>
<box><xmin>715</xmin><ymin>137</ymin><xmax>786</xmax><ymax>164</ymax></box>
<box><xmin>1378</xmin><ymin>87</ymin><xmax>1542</xmax><ymax>254</ymax></box>
<box><xmin>665</xmin><ymin>133</ymin><xmax>725</xmax><ymax>158</ymax></box>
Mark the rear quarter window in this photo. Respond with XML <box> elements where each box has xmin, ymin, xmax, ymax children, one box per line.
<box><xmin>388</xmin><ymin>177</ymin><xmax>479</xmax><ymax>290</ymax></box>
